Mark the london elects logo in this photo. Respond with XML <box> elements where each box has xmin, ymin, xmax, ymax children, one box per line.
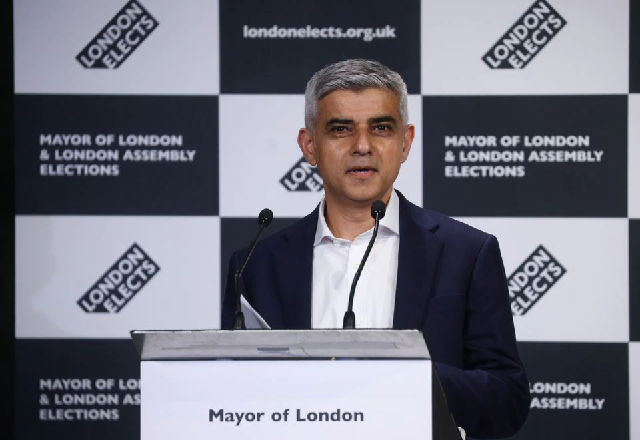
<box><xmin>78</xmin><ymin>244</ymin><xmax>160</xmax><ymax>313</ymax></box>
<box><xmin>76</xmin><ymin>1</ymin><xmax>159</xmax><ymax>69</ymax></box>
<box><xmin>509</xmin><ymin>245</ymin><xmax>566</xmax><ymax>315</ymax></box>
<box><xmin>280</xmin><ymin>156</ymin><xmax>324</xmax><ymax>192</ymax></box>
<box><xmin>483</xmin><ymin>0</ymin><xmax>567</xmax><ymax>69</ymax></box>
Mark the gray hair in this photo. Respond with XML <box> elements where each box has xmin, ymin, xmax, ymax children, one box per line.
<box><xmin>304</xmin><ymin>59</ymin><xmax>409</xmax><ymax>134</ymax></box>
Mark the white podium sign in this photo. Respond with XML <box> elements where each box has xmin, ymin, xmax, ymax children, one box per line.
<box><xmin>132</xmin><ymin>329</ymin><xmax>460</xmax><ymax>440</ymax></box>
<box><xmin>141</xmin><ymin>359</ymin><xmax>433</xmax><ymax>440</ymax></box>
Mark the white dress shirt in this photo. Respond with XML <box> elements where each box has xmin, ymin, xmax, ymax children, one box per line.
<box><xmin>312</xmin><ymin>190</ymin><xmax>400</xmax><ymax>329</ymax></box>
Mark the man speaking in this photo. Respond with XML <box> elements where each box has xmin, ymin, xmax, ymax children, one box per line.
<box><xmin>222</xmin><ymin>59</ymin><xmax>530</xmax><ymax>439</ymax></box>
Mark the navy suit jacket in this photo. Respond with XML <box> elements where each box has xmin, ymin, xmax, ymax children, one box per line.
<box><xmin>222</xmin><ymin>191</ymin><xmax>530</xmax><ymax>439</ymax></box>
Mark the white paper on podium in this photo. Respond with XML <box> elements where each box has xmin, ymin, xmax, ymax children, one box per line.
<box><xmin>241</xmin><ymin>295</ymin><xmax>270</xmax><ymax>329</ymax></box>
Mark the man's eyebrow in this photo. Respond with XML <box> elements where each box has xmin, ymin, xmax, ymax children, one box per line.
<box><xmin>369</xmin><ymin>116</ymin><xmax>397</xmax><ymax>125</ymax></box>
<box><xmin>325</xmin><ymin>118</ymin><xmax>354</xmax><ymax>126</ymax></box>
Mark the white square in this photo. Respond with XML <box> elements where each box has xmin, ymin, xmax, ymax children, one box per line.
<box><xmin>15</xmin><ymin>215</ymin><xmax>221</xmax><ymax>338</ymax></box>
<box><xmin>421</xmin><ymin>0</ymin><xmax>629</xmax><ymax>95</ymax></box>
<box><xmin>631</xmin><ymin>343</ymin><xmax>640</xmax><ymax>440</ymax></box>
<box><xmin>219</xmin><ymin>95</ymin><xmax>422</xmax><ymax>217</ymax></box>
<box><xmin>453</xmin><ymin>217</ymin><xmax>629</xmax><ymax>342</ymax></box>
<box><xmin>396</xmin><ymin>96</ymin><xmax>423</xmax><ymax>207</ymax></box>
<box><xmin>630</xmin><ymin>94</ymin><xmax>640</xmax><ymax>218</ymax></box>
<box><xmin>14</xmin><ymin>0</ymin><xmax>219</xmax><ymax>94</ymax></box>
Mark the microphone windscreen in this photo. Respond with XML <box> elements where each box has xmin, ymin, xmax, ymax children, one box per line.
<box><xmin>258</xmin><ymin>208</ymin><xmax>274</xmax><ymax>226</ymax></box>
<box><xmin>371</xmin><ymin>200</ymin><xmax>386</xmax><ymax>220</ymax></box>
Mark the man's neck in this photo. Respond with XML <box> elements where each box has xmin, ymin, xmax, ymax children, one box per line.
<box><xmin>324</xmin><ymin>191</ymin><xmax>392</xmax><ymax>241</ymax></box>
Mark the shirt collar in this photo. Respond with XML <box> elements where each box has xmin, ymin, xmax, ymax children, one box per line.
<box><xmin>313</xmin><ymin>189</ymin><xmax>400</xmax><ymax>246</ymax></box>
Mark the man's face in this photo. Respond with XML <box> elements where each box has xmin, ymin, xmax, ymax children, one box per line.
<box><xmin>298</xmin><ymin>88</ymin><xmax>414</xmax><ymax>207</ymax></box>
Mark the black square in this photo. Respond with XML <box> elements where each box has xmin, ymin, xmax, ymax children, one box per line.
<box><xmin>219</xmin><ymin>0</ymin><xmax>420</xmax><ymax>94</ymax></box>
<box><xmin>510</xmin><ymin>342</ymin><xmax>629</xmax><ymax>440</ymax></box>
<box><xmin>15</xmin><ymin>95</ymin><xmax>219</xmax><ymax>215</ymax></box>
<box><xmin>423</xmin><ymin>95</ymin><xmax>628</xmax><ymax>217</ymax></box>
<box><xmin>15</xmin><ymin>339</ymin><xmax>140</xmax><ymax>440</ymax></box>
<box><xmin>631</xmin><ymin>219</ymin><xmax>640</xmax><ymax>341</ymax></box>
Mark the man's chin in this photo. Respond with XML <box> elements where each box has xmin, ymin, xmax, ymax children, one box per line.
<box><xmin>324</xmin><ymin>184</ymin><xmax>392</xmax><ymax>207</ymax></box>
<box><xmin>344</xmin><ymin>191</ymin><xmax>390</xmax><ymax>206</ymax></box>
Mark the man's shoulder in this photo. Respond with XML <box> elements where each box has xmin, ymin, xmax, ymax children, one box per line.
<box><xmin>428</xmin><ymin>208</ymin><xmax>491</xmax><ymax>241</ymax></box>
<box><xmin>250</xmin><ymin>206</ymin><xmax>319</xmax><ymax>253</ymax></box>
<box><xmin>398</xmin><ymin>192</ymin><xmax>493</xmax><ymax>245</ymax></box>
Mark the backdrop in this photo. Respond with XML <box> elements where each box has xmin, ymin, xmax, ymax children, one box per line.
<box><xmin>13</xmin><ymin>0</ymin><xmax>640</xmax><ymax>439</ymax></box>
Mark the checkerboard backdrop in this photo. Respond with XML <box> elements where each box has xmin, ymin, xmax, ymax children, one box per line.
<box><xmin>13</xmin><ymin>0</ymin><xmax>639</xmax><ymax>438</ymax></box>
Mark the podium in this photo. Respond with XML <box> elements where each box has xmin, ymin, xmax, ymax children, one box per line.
<box><xmin>131</xmin><ymin>329</ymin><xmax>463</xmax><ymax>440</ymax></box>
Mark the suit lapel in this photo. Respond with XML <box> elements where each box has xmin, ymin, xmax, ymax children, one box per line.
<box><xmin>272</xmin><ymin>207</ymin><xmax>318</xmax><ymax>329</ymax></box>
<box><xmin>393</xmin><ymin>192</ymin><xmax>443</xmax><ymax>329</ymax></box>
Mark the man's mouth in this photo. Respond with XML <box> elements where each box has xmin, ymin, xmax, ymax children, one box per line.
<box><xmin>347</xmin><ymin>167</ymin><xmax>376</xmax><ymax>178</ymax></box>
<box><xmin>348</xmin><ymin>166</ymin><xmax>376</xmax><ymax>173</ymax></box>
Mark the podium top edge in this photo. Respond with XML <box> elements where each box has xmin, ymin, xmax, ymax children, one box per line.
<box><xmin>130</xmin><ymin>329</ymin><xmax>430</xmax><ymax>361</ymax></box>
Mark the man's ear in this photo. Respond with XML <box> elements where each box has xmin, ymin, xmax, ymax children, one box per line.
<box><xmin>401</xmin><ymin>124</ymin><xmax>415</xmax><ymax>163</ymax></box>
<box><xmin>297</xmin><ymin>128</ymin><xmax>317</xmax><ymax>166</ymax></box>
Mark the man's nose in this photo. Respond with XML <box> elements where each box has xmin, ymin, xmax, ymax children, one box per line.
<box><xmin>352</xmin><ymin>129</ymin><xmax>372</xmax><ymax>155</ymax></box>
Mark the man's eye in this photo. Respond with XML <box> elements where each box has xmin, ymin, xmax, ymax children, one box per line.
<box><xmin>331</xmin><ymin>126</ymin><xmax>348</xmax><ymax>132</ymax></box>
<box><xmin>374</xmin><ymin>125</ymin><xmax>392</xmax><ymax>131</ymax></box>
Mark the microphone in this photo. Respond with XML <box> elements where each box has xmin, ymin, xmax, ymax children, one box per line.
<box><xmin>343</xmin><ymin>200</ymin><xmax>386</xmax><ymax>329</ymax></box>
<box><xmin>232</xmin><ymin>208</ymin><xmax>274</xmax><ymax>330</ymax></box>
